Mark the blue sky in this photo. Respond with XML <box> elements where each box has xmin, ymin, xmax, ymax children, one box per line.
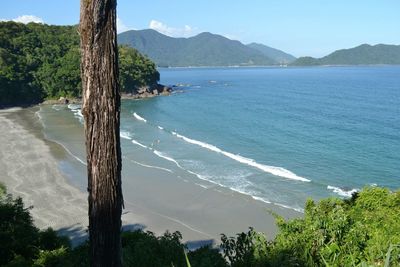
<box><xmin>2</xmin><ymin>0</ymin><xmax>400</xmax><ymax>57</ymax></box>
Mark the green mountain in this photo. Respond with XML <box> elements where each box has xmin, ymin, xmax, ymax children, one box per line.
<box><xmin>118</xmin><ymin>30</ymin><xmax>279</xmax><ymax>67</ymax></box>
<box><xmin>292</xmin><ymin>44</ymin><xmax>400</xmax><ymax>66</ymax></box>
<box><xmin>247</xmin><ymin>43</ymin><xmax>296</xmax><ymax>64</ymax></box>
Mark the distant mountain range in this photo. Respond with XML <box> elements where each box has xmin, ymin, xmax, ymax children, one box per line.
<box><xmin>292</xmin><ymin>44</ymin><xmax>400</xmax><ymax>66</ymax></box>
<box><xmin>118</xmin><ymin>30</ymin><xmax>296</xmax><ymax>67</ymax></box>
<box><xmin>118</xmin><ymin>30</ymin><xmax>400</xmax><ymax>67</ymax></box>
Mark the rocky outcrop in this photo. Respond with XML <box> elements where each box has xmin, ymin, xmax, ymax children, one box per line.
<box><xmin>41</xmin><ymin>84</ymin><xmax>173</xmax><ymax>104</ymax></box>
<box><xmin>42</xmin><ymin>97</ymin><xmax>81</xmax><ymax>105</ymax></box>
<box><xmin>122</xmin><ymin>83</ymin><xmax>172</xmax><ymax>99</ymax></box>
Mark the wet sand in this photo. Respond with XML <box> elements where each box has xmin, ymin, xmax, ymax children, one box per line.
<box><xmin>0</xmin><ymin>106</ymin><xmax>301</xmax><ymax>247</ymax></box>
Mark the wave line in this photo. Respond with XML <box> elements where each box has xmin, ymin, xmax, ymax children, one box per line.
<box><xmin>172</xmin><ymin>132</ymin><xmax>310</xmax><ymax>182</ymax></box>
<box><xmin>133</xmin><ymin>112</ymin><xmax>147</xmax><ymax>122</ymax></box>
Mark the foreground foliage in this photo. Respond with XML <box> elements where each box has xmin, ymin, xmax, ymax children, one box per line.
<box><xmin>0</xmin><ymin>21</ymin><xmax>159</xmax><ymax>106</ymax></box>
<box><xmin>220</xmin><ymin>187</ymin><xmax>400</xmax><ymax>266</ymax></box>
<box><xmin>1</xmin><ymin>183</ymin><xmax>398</xmax><ymax>266</ymax></box>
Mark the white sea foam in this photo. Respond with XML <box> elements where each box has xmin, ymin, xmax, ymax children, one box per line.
<box><xmin>185</xmin><ymin>169</ymin><xmax>215</xmax><ymax>185</ymax></box>
<box><xmin>75</xmin><ymin>109</ymin><xmax>83</xmax><ymax>118</ymax></box>
<box><xmin>153</xmin><ymin>150</ymin><xmax>182</xmax><ymax>168</ymax></box>
<box><xmin>67</xmin><ymin>104</ymin><xmax>81</xmax><ymax>110</ymax></box>
<box><xmin>273</xmin><ymin>202</ymin><xmax>304</xmax><ymax>213</ymax></box>
<box><xmin>128</xmin><ymin>159</ymin><xmax>173</xmax><ymax>173</ymax></box>
<box><xmin>52</xmin><ymin>105</ymin><xmax>63</xmax><ymax>111</ymax></box>
<box><xmin>66</xmin><ymin>104</ymin><xmax>84</xmax><ymax>123</ymax></box>
<box><xmin>131</xmin><ymin>139</ymin><xmax>148</xmax><ymax>148</ymax></box>
<box><xmin>327</xmin><ymin>185</ymin><xmax>359</xmax><ymax>198</ymax></box>
<box><xmin>120</xmin><ymin>131</ymin><xmax>132</xmax><ymax>140</ymax></box>
<box><xmin>70</xmin><ymin>153</ymin><xmax>87</xmax><ymax>166</ymax></box>
<box><xmin>133</xmin><ymin>112</ymin><xmax>147</xmax><ymax>122</ymax></box>
<box><xmin>251</xmin><ymin>196</ymin><xmax>272</xmax><ymax>204</ymax></box>
<box><xmin>55</xmin><ymin>141</ymin><xmax>87</xmax><ymax>166</ymax></box>
<box><xmin>172</xmin><ymin>132</ymin><xmax>310</xmax><ymax>182</ymax></box>
<box><xmin>157</xmin><ymin>126</ymin><xmax>164</xmax><ymax>130</ymax></box>
<box><xmin>73</xmin><ymin>110</ymin><xmax>84</xmax><ymax>124</ymax></box>
<box><xmin>195</xmin><ymin>183</ymin><xmax>209</xmax><ymax>189</ymax></box>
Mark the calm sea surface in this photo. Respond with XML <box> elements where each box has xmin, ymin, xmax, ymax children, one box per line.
<box><xmin>40</xmin><ymin>66</ymin><xmax>400</xmax><ymax>212</ymax></box>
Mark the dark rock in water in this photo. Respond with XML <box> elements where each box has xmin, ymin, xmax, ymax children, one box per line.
<box><xmin>122</xmin><ymin>83</ymin><xmax>172</xmax><ymax>99</ymax></box>
<box><xmin>59</xmin><ymin>97</ymin><xmax>69</xmax><ymax>104</ymax></box>
<box><xmin>42</xmin><ymin>97</ymin><xmax>81</xmax><ymax>105</ymax></box>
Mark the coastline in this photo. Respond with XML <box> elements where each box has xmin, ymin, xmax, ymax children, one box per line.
<box><xmin>0</xmin><ymin>107</ymin><xmax>88</xmax><ymax>244</ymax></box>
<box><xmin>0</xmin><ymin>106</ymin><xmax>301</xmax><ymax>247</ymax></box>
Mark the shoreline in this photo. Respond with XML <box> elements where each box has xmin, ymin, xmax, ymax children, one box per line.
<box><xmin>0</xmin><ymin>106</ymin><xmax>302</xmax><ymax>247</ymax></box>
<box><xmin>0</xmin><ymin>107</ymin><xmax>89</xmax><ymax>244</ymax></box>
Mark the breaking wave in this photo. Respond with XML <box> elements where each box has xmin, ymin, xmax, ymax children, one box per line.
<box><xmin>327</xmin><ymin>185</ymin><xmax>358</xmax><ymax>198</ymax></box>
<box><xmin>133</xmin><ymin>112</ymin><xmax>147</xmax><ymax>122</ymax></box>
<box><xmin>171</xmin><ymin>132</ymin><xmax>310</xmax><ymax>182</ymax></box>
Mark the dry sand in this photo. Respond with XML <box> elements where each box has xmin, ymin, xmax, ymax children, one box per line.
<box><xmin>0</xmin><ymin>108</ymin><xmax>88</xmax><ymax>243</ymax></box>
<box><xmin>0</xmin><ymin>107</ymin><xmax>301</xmax><ymax>247</ymax></box>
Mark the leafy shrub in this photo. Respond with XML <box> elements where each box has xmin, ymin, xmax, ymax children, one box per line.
<box><xmin>0</xmin><ymin>194</ymin><xmax>39</xmax><ymax>265</ymax></box>
<box><xmin>122</xmin><ymin>230</ymin><xmax>186</xmax><ymax>267</ymax></box>
<box><xmin>269</xmin><ymin>187</ymin><xmax>400</xmax><ymax>266</ymax></box>
<box><xmin>33</xmin><ymin>247</ymin><xmax>68</xmax><ymax>267</ymax></box>
<box><xmin>221</xmin><ymin>227</ymin><xmax>269</xmax><ymax>267</ymax></box>
<box><xmin>1</xmin><ymin>182</ymin><xmax>398</xmax><ymax>266</ymax></box>
<box><xmin>219</xmin><ymin>187</ymin><xmax>399</xmax><ymax>266</ymax></box>
<box><xmin>0</xmin><ymin>189</ymin><xmax>71</xmax><ymax>267</ymax></box>
<box><xmin>188</xmin><ymin>245</ymin><xmax>227</xmax><ymax>267</ymax></box>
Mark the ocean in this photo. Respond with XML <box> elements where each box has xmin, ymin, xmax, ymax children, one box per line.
<box><xmin>39</xmin><ymin>66</ymin><xmax>400</xmax><ymax>212</ymax></box>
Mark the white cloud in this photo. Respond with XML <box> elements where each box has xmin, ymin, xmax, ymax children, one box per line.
<box><xmin>0</xmin><ymin>15</ymin><xmax>44</xmax><ymax>24</ymax></box>
<box><xmin>117</xmin><ymin>17</ymin><xmax>133</xmax><ymax>34</ymax></box>
<box><xmin>149</xmin><ymin>20</ymin><xmax>196</xmax><ymax>38</ymax></box>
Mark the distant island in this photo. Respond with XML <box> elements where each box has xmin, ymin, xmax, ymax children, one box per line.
<box><xmin>291</xmin><ymin>44</ymin><xmax>400</xmax><ymax>66</ymax></box>
<box><xmin>117</xmin><ymin>29</ymin><xmax>297</xmax><ymax>67</ymax></box>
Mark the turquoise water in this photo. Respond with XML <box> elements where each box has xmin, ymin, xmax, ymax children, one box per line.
<box><xmin>41</xmin><ymin>66</ymin><xmax>400</xmax><ymax>212</ymax></box>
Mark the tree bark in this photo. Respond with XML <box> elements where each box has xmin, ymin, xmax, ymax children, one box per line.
<box><xmin>79</xmin><ymin>0</ymin><xmax>123</xmax><ymax>266</ymax></box>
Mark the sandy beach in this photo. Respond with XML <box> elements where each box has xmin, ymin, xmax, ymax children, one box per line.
<box><xmin>0</xmin><ymin>107</ymin><xmax>88</xmax><ymax>243</ymax></box>
<box><xmin>0</xmin><ymin>106</ymin><xmax>301</xmax><ymax>247</ymax></box>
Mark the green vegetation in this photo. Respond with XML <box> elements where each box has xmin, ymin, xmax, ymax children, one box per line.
<box><xmin>118</xmin><ymin>29</ymin><xmax>279</xmax><ymax>67</ymax></box>
<box><xmin>0</xmin><ymin>21</ymin><xmax>159</xmax><ymax>106</ymax></box>
<box><xmin>220</xmin><ymin>187</ymin><xmax>400</xmax><ymax>266</ymax></box>
<box><xmin>291</xmin><ymin>44</ymin><xmax>400</xmax><ymax>66</ymax></box>
<box><xmin>119</xmin><ymin>45</ymin><xmax>160</xmax><ymax>92</ymax></box>
<box><xmin>1</xmin><ymin>183</ymin><xmax>398</xmax><ymax>266</ymax></box>
<box><xmin>247</xmin><ymin>43</ymin><xmax>296</xmax><ymax>64</ymax></box>
<box><xmin>0</xmin><ymin>184</ymin><xmax>70</xmax><ymax>267</ymax></box>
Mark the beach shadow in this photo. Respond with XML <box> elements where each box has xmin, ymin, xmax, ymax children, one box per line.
<box><xmin>57</xmin><ymin>223</ymin><xmax>147</xmax><ymax>247</ymax></box>
<box><xmin>57</xmin><ymin>224</ymin><xmax>88</xmax><ymax>247</ymax></box>
<box><xmin>122</xmin><ymin>223</ymin><xmax>147</xmax><ymax>232</ymax></box>
<box><xmin>185</xmin><ymin>239</ymin><xmax>216</xmax><ymax>250</ymax></box>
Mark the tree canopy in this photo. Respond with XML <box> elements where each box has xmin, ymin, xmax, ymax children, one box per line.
<box><xmin>0</xmin><ymin>21</ymin><xmax>159</xmax><ymax>106</ymax></box>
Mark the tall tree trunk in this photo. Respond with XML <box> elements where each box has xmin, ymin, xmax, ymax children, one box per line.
<box><xmin>79</xmin><ymin>0</ymin><xmax>123</xmax><ymax>266</ymax></box>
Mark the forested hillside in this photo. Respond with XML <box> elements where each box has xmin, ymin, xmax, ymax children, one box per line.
<box><xmin>118</xmin><ymin>29</ymin><xmax>278</xmax><ymax>67</ymax></box>
<box><xmin>291</xmin><ymin>44</ymin><xmax>400</xmax><ymax>66</ymax></box>
<box><xmin>0</xmin><ymin>22</ymin><xmax>159</xmax><ymax>106</ymax></box>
